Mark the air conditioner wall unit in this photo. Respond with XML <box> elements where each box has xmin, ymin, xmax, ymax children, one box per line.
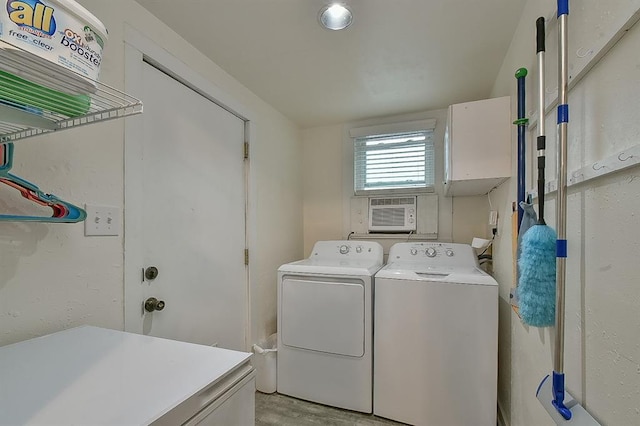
<box><xmin>368</xmin><ymin>196</ymin><xmax>417</xmax><ymax>233</ymax></box>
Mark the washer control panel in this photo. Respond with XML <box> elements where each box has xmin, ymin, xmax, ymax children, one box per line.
<box><xmin>389</xmin><ymin>242</ymin><xmax>477</xmax><ymax>267</ymax></box>
<box><xmin>425</xmin><ymin>247</ymin><xmax>437</xmax><ymax>257</ymax></box>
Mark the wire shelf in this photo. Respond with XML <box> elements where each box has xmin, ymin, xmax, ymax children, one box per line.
<box><xmin>0</xmin><ymin>82</ymin><xmax>143</xmax><ymax>143</ymax></box>
<box><xmin>0</xmin><ymin>42</ymin><xmax>142</xmax><ymax>143</ymax></box>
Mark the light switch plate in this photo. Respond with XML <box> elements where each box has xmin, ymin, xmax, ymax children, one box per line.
<box><xmin>84</xmin><ymin>204</ymin><xmax>120</xmax><ymax>236</ymax></box>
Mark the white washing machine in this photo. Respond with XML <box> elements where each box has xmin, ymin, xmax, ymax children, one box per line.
<box><xmin>374</xmin><ymin>242</ymin><xmax>498</xmax><ymax>426</ymax></box>
<box><xmin>277</xmin><ymin>240</ymin><xmax>383</xmax><ymax>413</ymax></box>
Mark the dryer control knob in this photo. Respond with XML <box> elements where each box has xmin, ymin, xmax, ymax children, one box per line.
<box><xmin>410</xmin><ymin>248</ymin><xmax>418</xmax><ymax>255</ymax></box>
<box><xmin>339</xmin><ymin>245</ymin><xmax>350</xmax><ymax>254</ymax></box>
<box><xmin>446</xmin><ymin>249</ymin><xmax>455</xmax><ymax>257</ymax></box>
<box><xmin>356</xmin><ymin>246</ymin><xmax>363</xmax><ymax>253</ymax></box>
<box><xmin>425</xmin><ymin>247</ymin><xmax>437</xmax><ymax>257</ymax></box>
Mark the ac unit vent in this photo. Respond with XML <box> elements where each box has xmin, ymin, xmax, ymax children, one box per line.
<box><xmin>370</xmin><ymin>197</ymin><xmax>416</xmax><ymax>206</ymax></box>
<box><xmin>371</xmin><ymin>208</ymin><xmax>406</xmax><ymax>227</ymax></box>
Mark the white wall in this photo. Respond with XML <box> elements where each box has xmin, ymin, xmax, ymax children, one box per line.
<box><xmin>302</xmin><ymin>109</ymin><xmax>491</xmax><ymax>256</ymax></box>
<box><xmin>0</xmin><ymin>0</ymin><xmax>303</xmax><ymax>347</ymax></box>
<box><xmin>490</xmin><ymin>0</ymin><xmax>640</xmax><ymax>424</ymax></box>
<box><xmin>302</xmin><ymin>125</ymin><xmax>345</xmax><ymax>255</ymax></box>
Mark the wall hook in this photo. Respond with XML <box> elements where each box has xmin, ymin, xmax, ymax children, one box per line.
<box><xmin>570</xmin><ymin>171</ymin><xmax>584</xmax><ymax>183</ymax></box>
<box><xmin>592</xmin><ymin>163</ymin><xmax>606</xmax><ymax>171</ymax></box>
<box><xmin>618</xmin><ymin>153</ymin><xmax>633</xmax><ymax>162</ymax></box>
<box><xmin>576</xmin><ymin>47</ymin><xmax>593</xmax><ymax>58</ymax></box>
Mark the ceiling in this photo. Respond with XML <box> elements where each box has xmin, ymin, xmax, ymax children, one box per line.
<box><xmin>133</xmin><ymin>0</ymin><xmax>526</xmax><ymax>128</ymax></box>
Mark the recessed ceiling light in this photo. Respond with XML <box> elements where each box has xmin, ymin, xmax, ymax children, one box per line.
<box><xmin>318</xmin><ymin>3</ymin><xmax>353</xmax><ymax>31</ymax></box>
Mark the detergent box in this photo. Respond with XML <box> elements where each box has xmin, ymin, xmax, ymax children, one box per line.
<box><xmin>0</xmin><ymin>0</ymin><xmax>108</xmax><ymax>83</ymax></box>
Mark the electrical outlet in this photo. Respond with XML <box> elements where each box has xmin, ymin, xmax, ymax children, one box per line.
<box><xmin>489</xmin><ymin>210</ymin><xmax>498</xmax><ymax>226</ymax></box>
<box><xmin>84</xmin><ymin>204</ymin><xmax>120</xmax><ymax>236</ymax></box>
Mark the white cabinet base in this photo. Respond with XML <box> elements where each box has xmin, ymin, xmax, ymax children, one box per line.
<box><xmin>185</xmin><ymin>375</ymin><xmax>255</xmax><ymax>426</ymax></box>
<box><xmin>0</xmin><ymin>326</ymin><xmax>256</xmax><ymax>426</ymax></box>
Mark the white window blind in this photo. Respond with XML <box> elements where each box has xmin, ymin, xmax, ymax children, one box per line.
<box><xmin>354</xmin><ymin>130</ymin><xmax>435</xmax><ymax>194</ymax></box>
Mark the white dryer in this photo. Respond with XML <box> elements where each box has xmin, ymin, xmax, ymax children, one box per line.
<box><xmin>374</xmin><ymin>242</ymin><xmax>498</xmax><ymax>426</ymax></box>
<box><xmin>277</xmin><ymin>240</ymin><xmax>383</xmax><ymax>413</ymax></box>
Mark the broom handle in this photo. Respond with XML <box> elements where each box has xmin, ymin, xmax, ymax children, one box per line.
<box><xmin>553</xmin><ymin>0</ymin><xmax>572</xmax><ymax>420</ymax></box>
<box><xmin>536</xmin><ymin>17</ymin><xmax>546</xmax><ymax>224</ymax></box>
<box><xmin>515</xmin><ymin>68</ymin><xmax>528</xmax><ymax>229</ymax></box>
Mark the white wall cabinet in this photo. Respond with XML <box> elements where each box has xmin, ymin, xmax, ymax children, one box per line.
<box><xmin>444</xmin><ymin>96</ymin><xmax>511</xmax><ymax>196</ymax></box>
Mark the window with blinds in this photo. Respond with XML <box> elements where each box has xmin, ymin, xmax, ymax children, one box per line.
<box><xmin>354</xmin><ymin>130</ymin><xmax>435</xmax><ymax>194</ymax></box>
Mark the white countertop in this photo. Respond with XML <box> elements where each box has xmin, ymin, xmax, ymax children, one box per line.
<box><xmin>0</xmin><ymin>326</ymin><xmax>252</xmax><ymax>425</ymax></box>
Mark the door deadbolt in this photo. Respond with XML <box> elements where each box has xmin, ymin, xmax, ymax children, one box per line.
<box><xmin>144</xmin><ymin>297</ymin><xmax>165</xmax><ymax>312</ymax></box>
<box><xmin>144</xmin><ymin>266</ymin><xmax>159</xmax><ymax>280</ymax></box>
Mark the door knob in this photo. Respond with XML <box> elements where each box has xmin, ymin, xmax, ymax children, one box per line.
<box><xmin>144</xmin><ymin>266</ymin><xmax>159</xmax><ymax>280</ymax></box>
<box><xmin>144</xmin><ymin>297</ymin><xmax>165</xmax><ymax>312</ymax></box>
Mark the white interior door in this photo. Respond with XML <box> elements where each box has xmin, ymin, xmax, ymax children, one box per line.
<box><xmin>125</xmin><ymin>60</ymin><xmax>247</xmax><ymax>351</ymax></box>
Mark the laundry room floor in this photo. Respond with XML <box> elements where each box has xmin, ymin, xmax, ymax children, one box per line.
<box><xmin>255</xmin><ymin>392</ymin><xmax>405</xmax><ymax>425</ymax></box>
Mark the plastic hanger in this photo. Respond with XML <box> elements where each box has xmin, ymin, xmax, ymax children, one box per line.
<box><xmin>0</xmin><ymin>172</ymin><xmax>86</xmax><ymax>222</ymax></box>
<box><xmin>0</xmin><ymin>142</ymin><xmax>13</xmax><ymax>174</ymax></box>
<box><xmin>0</xmin><ymin>142</ymin><xmax>86</xmax><ymax>222</ymax></box>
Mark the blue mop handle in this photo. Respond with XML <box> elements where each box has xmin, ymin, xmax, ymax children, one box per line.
<box><xmin>553</xmin><ymin>0</ymin><xmax>571</xmax><ymax>420</ymax></box>
<box><xmin>558</xmin><ymin>0</ymin><xmax>569</xmax><ymax>16</ymax></box>
<box><xmin>515</xmin><ymin>68</ymin><xmax>528</xmax><ymax>230</ymax></box>
<box><xmin>552</xmin><ymin>371</ymin><xmax>572</xmax><ymax>420</ymax></box>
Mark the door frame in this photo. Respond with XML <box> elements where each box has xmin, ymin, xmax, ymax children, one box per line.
<box><xmin>123</xmin><ymin>26</ymin><xmax>254</xmax><ymax>349</ymax></box>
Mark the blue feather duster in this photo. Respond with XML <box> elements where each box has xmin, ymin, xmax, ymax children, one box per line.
<box><xmin>518</xmin><ymin>224</ymin><xmax>556</xmax><ymax>327</ymax></box>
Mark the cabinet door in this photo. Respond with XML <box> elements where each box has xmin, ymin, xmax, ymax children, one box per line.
<box><xmin>449</xmin><ymin>96</ymin><xmax>511</xmax><ymax>182</ymax></box>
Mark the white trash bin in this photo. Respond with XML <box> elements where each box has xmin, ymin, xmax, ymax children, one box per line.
<box><xmin>252</xmin><ymin>333</ymin><xmax>277</xmax><ymax>393</ymax></box>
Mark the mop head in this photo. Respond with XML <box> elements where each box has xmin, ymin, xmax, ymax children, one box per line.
<box><xmin>518</xmin><ymin>224</ymin><xmax>557</xmax><ymax>327</ymax></box>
